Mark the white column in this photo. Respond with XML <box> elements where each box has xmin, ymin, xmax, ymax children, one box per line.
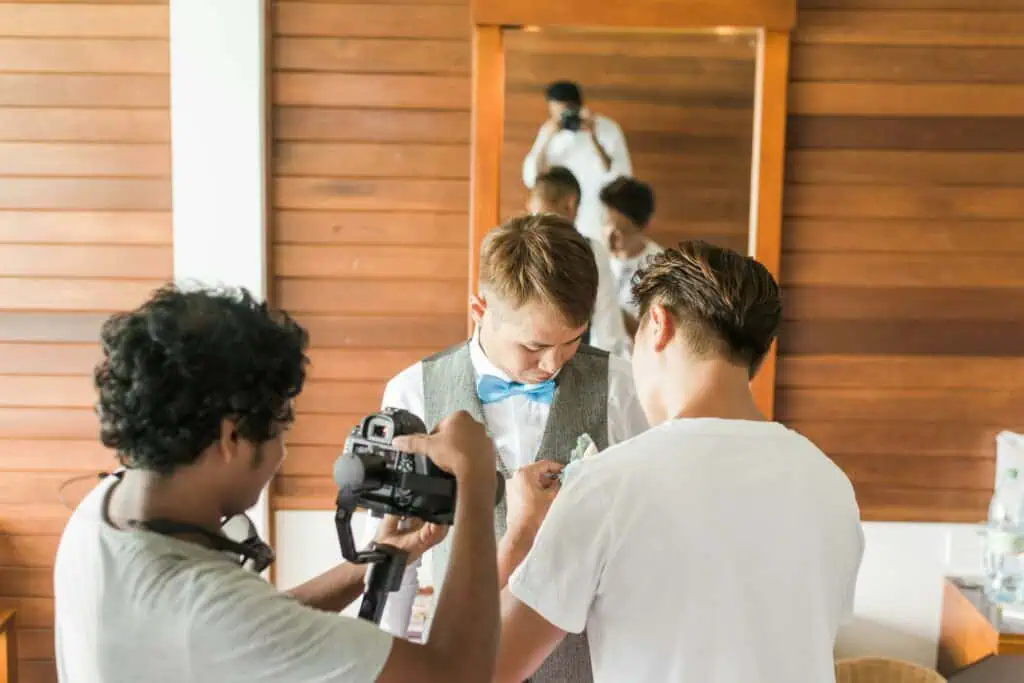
<box><xmin>169</xmin><ymin>0</ymin><xmax>270</xmax><ymax>543</ymax></box>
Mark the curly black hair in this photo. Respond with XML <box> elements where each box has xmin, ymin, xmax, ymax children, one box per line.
<box><xmin>94</xmin><ymin>284</ymin><xmax>310</xmax><ymax>475</ymax></box>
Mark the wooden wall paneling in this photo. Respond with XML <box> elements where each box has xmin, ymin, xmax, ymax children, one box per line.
<box><xmin>0</xmin><ymin>2</ymin><xmax>172</xmax><ymax>681</ymax></box>
<box><xmin>269</xmin><ymin>0</ymin><xmax>471</xmax><ymax>508</ymax></box>
<box><xmin>778</xmin><ymin>1</ymin><xmax>1024</xmax><ymax>523</ymax></box>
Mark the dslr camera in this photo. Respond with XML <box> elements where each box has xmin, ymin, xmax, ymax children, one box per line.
<box><xmin>559</xmin><ymin>107</ymin><xmax>583</xmax><ymax>132</ymax></box>
<box><xmin>333</xmin><ymin>408</ymin><xmax>504</xmax><ymax>623</ymax></box>
<box><xmin>337</xmin><ymin>408</ymin><xmax>459</xmax><ymax>524</ymax></box>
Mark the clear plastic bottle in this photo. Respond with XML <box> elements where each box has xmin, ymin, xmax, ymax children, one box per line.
<box><xmin>983</xmin><ymin>468</ymin><xmax>1024</xmax><ymax>603</ymax></box>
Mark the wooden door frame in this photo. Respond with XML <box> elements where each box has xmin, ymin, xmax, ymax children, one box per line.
<box><xmin>467</xmin><ymin>0</ymin><xmax>794</xmax><ymax>419</ymax></box>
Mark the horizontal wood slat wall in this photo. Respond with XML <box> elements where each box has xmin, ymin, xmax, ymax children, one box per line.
<box><xmin>272</xmin><ymin>0</ymin><xmax>1023</xmax><ymax>523</ymax></box>
<box><xmin>270</xmin><ymin>0</ymin><xmax>471</xmax><ymax>507</ymax></box>
<box><xmin>776</xmin><ymin>0</ymin><xmax>1024</xmax><ymax>522</ymax></box>
<box><xmin>0</xmin><ymin>2</ymin><xmax>171</xmax><ymax>682</ymax></box>
<box><xmin>500</xmin><ymin>29</ymin><xmax>756</xmax><ymax>254</ymax></box>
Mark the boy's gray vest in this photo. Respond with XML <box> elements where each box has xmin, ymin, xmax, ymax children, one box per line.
<box><xmin>422</xmin><ymin>341</ymin><xmax>609</xmax><ymax>683</ymax></box>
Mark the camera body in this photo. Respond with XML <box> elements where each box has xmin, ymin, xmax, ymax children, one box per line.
<box><xmin>560</xmin><ymin>107</ymin><xmax>583</xmax><ymax>132</ymax></box>
<box><xmin>342</xmin><ymin>408</ymin><xmax>457</xmax><ymax>525</ymax></box>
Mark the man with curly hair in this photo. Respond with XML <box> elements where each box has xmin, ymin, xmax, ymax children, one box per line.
<box><xmin>53</xmin><ymin>285</ymin><xmax>504</xmax><ymax>683</ymax></box>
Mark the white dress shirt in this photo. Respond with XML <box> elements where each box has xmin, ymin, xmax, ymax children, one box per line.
<box><xmin>523</xmin><ymin>113</ymin><xmax>633</xmax><ymax>242</ymax></box>
<box><xmin>587</xmin><ymin>237</ymin><xmax>630</xmax><ymax>358</ymax></box>
<box><xmin>366</xmin><ymin>334</ymin><xmax>649</xmax><ymax>638</ymax></box>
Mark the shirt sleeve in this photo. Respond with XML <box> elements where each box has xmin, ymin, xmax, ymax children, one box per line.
<box><xmin>370</xmin><ymin>364</ymin><xmax>427</xmax><ymax>637</ymax></box>
<box><xmin>599</xmin><ymin>118</ymin><xmax>632</xmax><ymax>184</ymax></box>
<box><xmin>606</xmin><ymin>356</ymin><xmax>649</xmax><ymax>446</ymax></box>
<box><xmin>508</xmin><ymin>466</ymin><xmax>612</xmax><ymax>634</ymax></box>
<box><xmin>190</xmin><ymin>568</ymin><xmax>394</xmax><ymax>683</ymax></box>
<box><xmin>522</xmin><ymin>124</ymin><xmax>554</xmax><ymax>189</ymax></box>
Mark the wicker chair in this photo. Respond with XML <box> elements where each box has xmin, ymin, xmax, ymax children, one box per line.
<box><xmin>835</xmin><ymin>657</ymin><xmax>947</xmax><ymax>683</ymax></box>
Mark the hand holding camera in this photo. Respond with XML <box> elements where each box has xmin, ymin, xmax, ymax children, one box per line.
<box><xmin>393</xmin><ymin>410</ymin><xmax>497</xmax><ymax>486</ymax></box>
<box><xmin>372</xmin><ymin>514</ymin><xmax>447</xmax><ymax>564</ymax></box>
<box><xmin>334</xmin><ymin>408</ymin><xmax>504</xmax><ymax>624</ymax></box>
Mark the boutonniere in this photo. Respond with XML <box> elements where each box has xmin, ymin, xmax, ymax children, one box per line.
<box><xmin>560</xmin><ymin>433</ymin><xmax>599</xmax><ymax>484</ymax></box>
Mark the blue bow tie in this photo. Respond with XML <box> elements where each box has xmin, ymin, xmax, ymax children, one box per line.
<box><xmin>477</xmin><ymin>375</ymin><xmax>556</xmax><ymax>405</ymax></box>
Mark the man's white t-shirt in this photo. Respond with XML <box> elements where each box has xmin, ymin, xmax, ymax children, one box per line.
<box><xmin>54</xmin><ymin>477</ymin><xmax>394</xmax><ymax>683</ymax></box>
<box><xmin>510</xmin><ymin>418</ymin><xmax>864</xmax><ymax>683</ymax></box>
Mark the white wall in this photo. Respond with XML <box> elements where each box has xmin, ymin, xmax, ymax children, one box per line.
<box><xmin>165</xmin><ymin>1</ymin><xmax>987</xmax><ymax>667</ymax></box>
<box><xmin>835</xmin><ymin>522</ymin><xmax>983</xmax><ymax>667</ymax></box>
<box><xmin>169</xmin><ymin>0</ymin><xmax>271</xmax><ymax>542</ymax></box>
<box><xmin>275</xmin><ymin>511</ymin><xmax>985</xmax><ymax>668</ymax></box>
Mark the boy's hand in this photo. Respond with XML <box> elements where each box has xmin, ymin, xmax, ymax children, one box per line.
<box><xmin>507</xmin><ymin>460</ymin><xmax>563</xmax><ymax>539</ymax></box>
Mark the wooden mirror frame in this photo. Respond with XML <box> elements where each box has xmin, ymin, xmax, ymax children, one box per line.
<box><xmin>467</xmin><ymin>0</ymin><xmax>794</xmax><ymax>419</ymax></box>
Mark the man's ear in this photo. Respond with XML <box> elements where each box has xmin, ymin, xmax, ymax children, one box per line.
<box><xmin>218</xmin><ymin>418</ymin><xmax>240</xmax><ymax>464</ymax></box>
<box><xmin>469</xmin><ymin>294</ymin><xmax>487</xmax><ymax>327</ymax></box>
<box><xmin>648</xmin><ymin>305</ymin><xmax>675</xmax><ymax>352</ymax></box>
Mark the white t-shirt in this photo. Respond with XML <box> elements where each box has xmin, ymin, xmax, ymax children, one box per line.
<box><xmin>586</xmin><ymin>237</ymin><xmax>630</xmax><ymax>358</ymax></box>
<box><xmin>54</xmin><ymin>477</ymin><xmax>394</xmax><ymax>683</ymax></box>
<box><xmin>510</xmin><ymin>418</ymin><xmax>864</xmax><ymax>683</ymax></box>
<box><xmin>608</xmin><ymin>239</ymin><xmax>663</xmax><ymax>319</ymax></box>
<box><xmin>522</xmin><ymin>113</ymin><xmax>632</xmax><ymax>242</ymax></box>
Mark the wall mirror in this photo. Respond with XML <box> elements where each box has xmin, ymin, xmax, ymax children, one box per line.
<box><xmin>501</xmin><ymin>27</ymin><xmax>758</xmax><ymax>257</ymax></box>
<box><xmin>469</xmin><ymin>0</ymin><xmax>795</xmax><ymax>417</ymax></box>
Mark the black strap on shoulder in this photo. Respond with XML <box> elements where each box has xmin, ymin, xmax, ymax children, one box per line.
<box><xmin>109</xmin><ymin>469</ymin><xmax>274</xmax><ymax>572</ymax></box>
<box><xmin>128</xmin><ymin>518</ymin><xmax>275</xmax><ymax>573</ymax></box>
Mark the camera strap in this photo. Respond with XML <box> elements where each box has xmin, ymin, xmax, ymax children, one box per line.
<box><xmin>108</xmin><ymin>471</ymin><xmax>274</xmax><ymax>572</ymax></box>
<box><xmin>126</xmin><ymin>518</ymin><xmax>275</xmax><ymax>573</ymax></box>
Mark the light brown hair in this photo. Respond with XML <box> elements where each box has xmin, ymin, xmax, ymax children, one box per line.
<box><xmin>479</xmin><ymin>213</ymin><xmax>598</xmax><ymax>327</ymax></box>
<box><xmin>631</xmin><ymin>240</ymin><xmax>781</xmax><ymax>377</ymax></box>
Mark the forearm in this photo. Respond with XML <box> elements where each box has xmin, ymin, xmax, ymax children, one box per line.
<box><xmin>286</xmin><ymin>562</ymin><xmax>367</xmax><ymax>613</ymax></box>
<box><xmin>426</xmin><ymin>473</ymin><xmax>499</xmax><ymax>679</ymax></box>
<box><xmin>497</xmin><ymin>527</ymin><xmax>534</xmax><ymax>589</ymax></box>
<box><xmin>523</xmin><ymin>131</ymin><xmax>556</xmax><ymax>186</ymax></box>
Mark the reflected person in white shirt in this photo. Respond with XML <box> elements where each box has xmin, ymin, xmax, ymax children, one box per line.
<box><xmin>527</xmin><ymin>166</ymin><xmax>629</xmax><ymax>358</ymax></box>
<box><xmin>523</xmin><ymin>81</ymin><xmax>633</xmax><ymax>242</ymax></box>
<box><xmin>367</xmin><ymin>214</ymin><xmax>649</xmax><ymax>683</ymax></box>
<box><xmin>600</xmin><ymin>176</ymin><xmax>663</xmax><ymax>339</ymax></box>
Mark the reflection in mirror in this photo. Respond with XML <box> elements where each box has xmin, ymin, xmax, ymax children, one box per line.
<box><xmin>502</xmin><ymin>27</ymin><xmax>758</xmax><ymax>259</ymax></box>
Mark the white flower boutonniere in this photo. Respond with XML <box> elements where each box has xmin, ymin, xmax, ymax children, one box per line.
<box><xmin>559</xmin><ymin>433</ymin><xmax>599</xmax><ymax>484</ymax></box>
